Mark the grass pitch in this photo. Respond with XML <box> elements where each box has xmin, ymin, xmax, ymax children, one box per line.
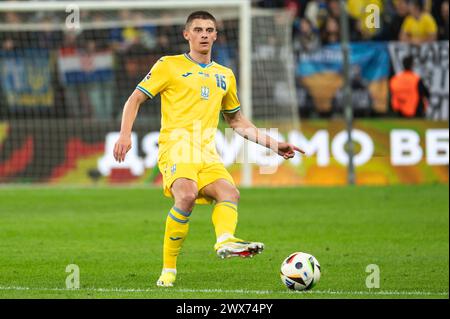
<box><xmin>0</xmin><ymin>185</ymin><xmax>448</xmax><ymax>299</ymax></box>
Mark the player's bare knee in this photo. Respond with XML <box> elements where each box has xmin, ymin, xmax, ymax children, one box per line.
<box><xmin>219</xmin><ymin>187</ymin><xmax>240</xmax><ymax>204</ymax></box>
<box><xmin>172</xmin><ymin>178</ymin><xmax>198</xmax><ymax>211</ymax></box>
<box><xmin>180</xmin><ymin>191</ymin><xmax>197</xmax><ymax>204</ymax></box>
<box><xmin>176</xmin><ymin>191</ymin><xmax>197</xmax><ymax>211</ymax></box>
<box><xmin>228</xmin><ymin>187</ymin><xmax>240</xmax><ymax>203</ymax></box>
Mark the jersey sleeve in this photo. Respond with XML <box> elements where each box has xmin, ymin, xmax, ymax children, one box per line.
<box><xmin>400</xmin><ymin>17</ymin><xmax>413</xmax><ymax>35</ymax></box>
<box><xmin>136</xmin><ymin>57</ymin><xmax>170</xmax><ymax>98</ymax></box>
<box><xmin>221</xmin><ymin>72</ymin><xmax>241</xmax><ymax>114</ymax></box>
<box><xmin>424</xmin><ymin>14</ymin><xmax>437</xmax><ymax>35</ymax></box>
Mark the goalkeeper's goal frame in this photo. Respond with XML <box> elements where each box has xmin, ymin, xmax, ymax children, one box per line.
<box><xmin>0</xmin><ymin>0</ymin><xmax>258</xmax><ymax>186</ymax></box>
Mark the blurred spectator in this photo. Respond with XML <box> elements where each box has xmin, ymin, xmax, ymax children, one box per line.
<box><xmin>110</xmin><ymin>10</ymin><xmax>142</xmax><ymax>52</ymax></box>
<box><xmin>255</xmin><ymin>0</ymin><xmax>285</xmax><ymax>8</ymax></box>
<box><xmin>382</xmin><ymin>0</ymin><xmax>410</xmax><ymax>40</ymax></box>
<box><xmin>347</xmin><ymin>0</ymin><xmax>383</xmax><ymax>40</ymax></box>
<box><xmin>58</xmin><ymin>29</ymin><xmax>115</xmax><ymax>119</ymax></box>
<box><xmin>332</xmin><ymin>66</ymin><xmax>374</xmax><ymax>117</ymax></box>
<box><xmin>114</xmin><ymin>41</ymin><xmax>152</xmax><ymax>118</ymax></box>
<box><xmin>431</xmin><ymin>0</ymin><xmax>444</xmax><ymax>17</ymax></box>
<box><xmin>83</xmin><ymin>39</ymin><xmax>115</xmax><ymax>120</ymax></box>
<box><xmin>321</xmin><ymin>16</ymin><xmax>340</xmax><ymax>45</ymax></box>
<box><xmin>400</xmin><ymin>0</ymin><xmax>438</xmax><ymax>44</ymax></box>
<box><xmin>58</xmin><ymin>31</ymin><xmax>89</xmax><ymax>118</ymax></box>
<box><xmin>1</xmin><ymin>13</ymin><xmax>62</xmax><ymax>51</ymax></box>
<box><xmin>298</xmin><ymin>0</ymin><xmax>310</xmax><ymax>17</ymax></box>
<box><xmin>285</xmin><ymin>0</ymin><xmax>301</xmax><ymax>17</ymax></box>
<box><xmin>438</xmin><ymin>0</ymin><xmax>449</xmax><ymax>40</ymax></box>
<box><xmin>294</xmin><ymin>17</ymin><xmax>321</xmax><ymax>54</ymax></box>
<box><xmin>327</xmin><ymin>0</ymin><xmax>361</xmax><ymax>40</ymax></box>
<box><xmin>389</xmin><ymin>55</ymin><xmax>430</xmax><ymax>118</ymax></box>
<box><xmin>423</xmin><ymin>0</ymin><xmax>433</xmax><ymax>12</ymax></box>
<box><xmin>213</xmin><ymin>33</ymin><xmax>237</xmax><ymax>72</ymax></box>
<box><xmin>1</xmin><ymin>0</ymin><xmax>448</xmax><ymax>121</ymax></box>
<box><xmin>80</xmin><ymin>14</ymin><xmax>112</xmax><ymax>51</ymax></box>
<box><xmin>305</xmin><ymin>0</ymin><xmax>363</xmax><ymax>43</ymax></box>
<box><xmin>305</xmin><ymin>0</ymin><xmax>329</xmax><ymax>29</ymax></box>
<box><xmin>157</xmin><ymin>13</ymin><xmax>188</xmax><ymax>54</ymax></box>
<box><xmin>77</xmin><ymin>15</ymin><xmax>115</xmax><ymax>119</ymax></box>
<box><xmin>152</xmin><ymin>32</ymin><xmax>175</xmax><ymax>58</ymax></box>
<box><xmin>296</xmin><ymin>78</ymin><xmax>316</xmax><ymax>118</ymax></box>
<box><xmin>1</xmin><ymin>12</ymin><xmax>21</xmax><ymax>51</ymax></box>
<box><xmin>61</xmin><ymin>32</ymin><xmax>81</xmax><ymax>118</ymax></box>
<box><xmin>1</xmin><ymin>38</ymin><xmax>15</xmax><ymax>51</ymax></box>
<box><xmin>133</xmin><ymin>12</ymin><xmax>158</xmax><ymax>50</ymax></box>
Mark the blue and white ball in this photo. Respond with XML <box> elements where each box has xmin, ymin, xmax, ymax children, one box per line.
<box><xmin>280</xmin><ymin>252</ymin><xmax>321</xmax><ymax>291</ymax></box>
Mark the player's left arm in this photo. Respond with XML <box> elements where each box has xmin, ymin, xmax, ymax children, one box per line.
<box><xmin>222</xmin><ymin>110</ymin><xmax>305</xmax><ymax>159</ymax></box>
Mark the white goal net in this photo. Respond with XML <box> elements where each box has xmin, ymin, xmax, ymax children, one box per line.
<box><xmin>0</xmin><ymin>1</ymin><xmax>297</xmax><ymax>185</ymax></box>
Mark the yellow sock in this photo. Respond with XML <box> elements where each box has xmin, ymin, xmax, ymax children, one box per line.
<box><xmin>212</xmin><ymin>201</ymin><xmax>238</xmax><ymax>240</ymax></box>
<box><xmin>163</xmin><ymin>207</ymin><xmax>191</xmax><ymax>270</ymax></box>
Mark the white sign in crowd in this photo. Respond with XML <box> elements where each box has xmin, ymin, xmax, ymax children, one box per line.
<box><xmin>389</xmin><ymin>41</ymin><xmax>449</xmax><ymax>121</ymax></box>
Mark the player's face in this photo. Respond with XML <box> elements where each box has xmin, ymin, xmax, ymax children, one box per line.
<box><xmin>184</xmin><ymin>19</ymin><xmax>217</xmax><ymax>55</ymax></box>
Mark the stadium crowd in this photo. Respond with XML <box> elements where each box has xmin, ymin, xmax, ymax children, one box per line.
<box><xmin>0</xmin><ymin>0</ymin><xmax>448</xmax><ymax>119</ymax></box>
<box><xmin>260</xmin><ymin>0</ymin><xmax>448</xmax><ymax>50</ymax></box>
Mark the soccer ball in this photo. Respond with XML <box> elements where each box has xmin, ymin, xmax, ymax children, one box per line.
<box><xmin>280</xmin><ymin>252</ymin><xmax>321</xmax><ymax>291</ymax></box>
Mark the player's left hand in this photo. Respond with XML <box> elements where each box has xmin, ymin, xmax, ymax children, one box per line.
<box><xmin>277</xmin><ymin>142</ymin><xmax>305</xmax><ymax>160</ymax></box>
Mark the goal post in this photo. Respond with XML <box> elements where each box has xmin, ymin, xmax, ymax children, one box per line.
<box><xmin>0</xmin><ymin>0</ymin><xmax>297</xmax><ymax>186</ymax></box>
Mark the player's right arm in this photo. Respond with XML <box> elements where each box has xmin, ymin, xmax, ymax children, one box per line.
<box><xmin>113</xmin><ymin>89</ymin><xmax>148</xmax><ymax>163</ymax></box>
<box><xmin>113</xmin><ymin>57</ymin><xmax>171</xmax><ymax>163</ymax></box>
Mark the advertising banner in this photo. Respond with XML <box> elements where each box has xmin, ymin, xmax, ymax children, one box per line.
<box><xmin>0</xmin><ymin>119</ymin><xmax>447</xmax><ymax>185</ymax></box>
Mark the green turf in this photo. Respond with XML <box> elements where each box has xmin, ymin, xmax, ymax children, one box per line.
<box><xmin>0</xmin><ymin>185</ymin><xmax>448</xmax><ymax>299</ymax></box>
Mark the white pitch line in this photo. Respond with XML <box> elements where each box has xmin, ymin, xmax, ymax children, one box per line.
<box><xmin>0</xmin><ymin>286</ymin><xmax>448</xmax><ymax>297</ymax></box>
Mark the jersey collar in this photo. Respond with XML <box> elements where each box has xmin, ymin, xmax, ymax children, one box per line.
<box><xmin>184</xmin><ymin>53</ymin><xmax>214</xmax><ymax>68</ymax></box>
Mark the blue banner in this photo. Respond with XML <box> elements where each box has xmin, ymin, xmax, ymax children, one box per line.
<box><xmin>297</xmin><ymin>42</ymin><xmax>390</xmax><ymax>114</ymax></box>
<box><xmin>0</xmin><ymin>50</ymin><xmax>54</xmax><ymax>108</ymax></box>
<box><xmin>298</xmin><ymin>42</ymin><xmax>390</xmax><ymax>81</ymax></box>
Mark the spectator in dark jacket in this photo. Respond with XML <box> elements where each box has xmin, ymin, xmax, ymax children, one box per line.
<box><xmin>438</xmin><ymin>0</ymin><xmax>449</xmax><ymax>40</ymax></box>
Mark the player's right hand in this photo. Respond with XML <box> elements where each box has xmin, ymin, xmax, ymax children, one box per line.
<box><xmin>113</xmin><ymin>134</ymin><xmax>132</xmax><ymax>163</ymax></box>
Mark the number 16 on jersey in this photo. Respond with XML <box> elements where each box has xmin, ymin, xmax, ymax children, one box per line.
<box><xmin>215</xmin><ymin>74</ymin><xmax>227</xmax><ymax>90</ymax></box>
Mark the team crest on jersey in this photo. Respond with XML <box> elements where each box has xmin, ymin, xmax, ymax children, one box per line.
<box><xmin>143</xmin><ymin>71</ymin><xmax>151</xmax><ymax>82</ymax></box>
<box><xmin>200</xmin><ymin>86</ymin><xmax>210</xmax><ymax>100</ymax></box>
<box><xmin>198</xmin><ymin>71</ymin><xmax>210</xmax><ymax>78</ymax></box>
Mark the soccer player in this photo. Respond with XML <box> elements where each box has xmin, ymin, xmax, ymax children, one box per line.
<box><xmin>113</xmin><ymin>11</ymin><xmax>304</xmax><ymax>287</ymax></box>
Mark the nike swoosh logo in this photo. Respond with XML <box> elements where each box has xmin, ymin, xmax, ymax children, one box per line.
<box><xmin>170</xmin><ymin>237</ymin><xmax>183</xmax><ymax>241</ymax></box>
<box><xmin>182</xmin><ymin>72</ymin><xmax>192</xmax><ymax>77</ymax></box>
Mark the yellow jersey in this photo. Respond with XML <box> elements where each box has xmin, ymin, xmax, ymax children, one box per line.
<box><xmin>136</xmin><ymin>53</ymin><xmax>240</xmax><ymax>164</ymax></box>
<box><xmin>401</xmin><ymin>13</ymin><xmax>438</xmax><ymax>41</ymax></box>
